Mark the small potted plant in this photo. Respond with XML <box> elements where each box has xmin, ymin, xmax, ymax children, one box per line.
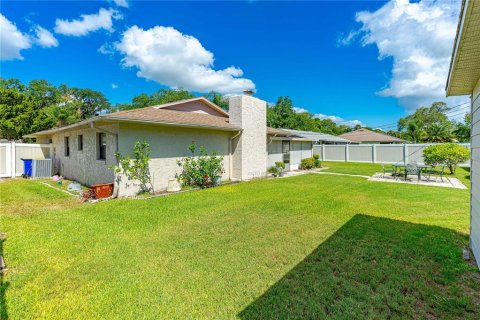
<box><xmin>275</xmin><ymin>161</ymin><xmax>286</xmax><ymax>177</ymax></box>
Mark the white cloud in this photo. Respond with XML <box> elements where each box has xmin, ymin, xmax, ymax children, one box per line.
<box><xmin>0</xmin><ymin>14</ymin><xmax>32</xmax><ymax>60</ymax></box>
<box><xmin>314</xmin><ymin>113</ymin><xmax>363</xmax><ymax>127</ymax></box>
<box><xmin>293</xmin><ymin>107</ymin><xmax>309</xmax><ymax>113</ymax></box>
<box><xmin>342</xmin><ymin>0</ymin><xmax>463</xmax><ymax>110</ymax></box>
<box><xmin>54</xmin><ymin>8</ymin><xmax>122</xmax><ymax>37</ymax></box>
<box><xmin>112</xmin><ymin>83</ymin><xmax>118</xmax><ymax>89</ymax></box>
<box><xmin>111</xmin><ymin>0</ymin><xmax>128</xmax><ymax>8</ymax></box>
<box><xmin>115</xmin><ymin>25</ymin><xmax>255</xmax><ymax>94</ymax></box>
<box><xmin>34</xmin><ymin>26</ymin><xmax>58</xmax><ymax>48</ymax></box>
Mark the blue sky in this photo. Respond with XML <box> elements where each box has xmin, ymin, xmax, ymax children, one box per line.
<box><xmin>0</xmin><ymin>0</ymin><xmax>468</xmax><ymax>129</ymax></box>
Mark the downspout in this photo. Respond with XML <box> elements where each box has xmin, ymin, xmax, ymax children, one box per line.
<box><xmin>229</xmin><ymin>130</ymin><xmax>242</xmax><ymax>181</ymax></box>
<box><xmin>90</xmin><ymin>121</ymin><xmax>119</xmax><ymax>197</ymax></box>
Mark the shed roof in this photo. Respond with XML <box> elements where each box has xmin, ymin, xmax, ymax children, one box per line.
<box><xmin>446</xmin><ymin>0</ymin><xmax>480</xmax><ymax>96</ymax></box>
<box><xmin>339</xmin><ymin>128</ymin><xmax>404</xmax><ymax>143</ymax></box>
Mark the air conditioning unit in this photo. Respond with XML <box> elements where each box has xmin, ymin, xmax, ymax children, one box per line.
<box><xmin>32</xmin><ymin>159</ymin><xmax>53</xmax><ymax>178</ymax></box>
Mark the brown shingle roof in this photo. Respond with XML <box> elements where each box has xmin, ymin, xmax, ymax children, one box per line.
<box><xmin>104</xmin><ymin>107</ymin><xmax>240</xmax><ymax>131</ymax></box>
<box><xmin>339</xmin><ymin>128</ymin><xmax>404</xmax><ymax>143</ymax></box>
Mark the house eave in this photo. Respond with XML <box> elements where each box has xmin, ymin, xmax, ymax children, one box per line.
<box><xmin>446</xmin><ymin>0</ymin><xmax>480</xmax><ymax>96</ymax></box>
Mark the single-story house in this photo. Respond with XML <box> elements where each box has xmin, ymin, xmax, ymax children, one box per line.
<box><xmin>26</xmin><ymin>93</ymin><xmax>317</xmax><ymax>196</ymax></box>
<box><xmin>446</xmin><ymin>0</ymin><xmax>480</xmax><ymax>268</ymax></box>
<box><xmin>280</xmin><ymin>128</ymin><xmax>352</xmax><ymax>144</ymax></box>
<box><xmin>339</xmin><ymin>128</ymin><xmax>404</xmax><ymax>144</ymax></box>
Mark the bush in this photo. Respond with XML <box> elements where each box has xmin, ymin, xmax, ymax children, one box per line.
<box><xmin>423</xmin><ymin>143</ymin><xmax>469</xmax><ymax>174</ymax></box>
<box><xmin>300</xmin><ymin>157</ymin><xmax>316</xmax><ymax>170</ymax></box>
<box><xmin>275</xmin><ymin>161</ymin><xmax>286</xmax><ymax>171</ymax></box>
<box><xmin>268</xmin><ymin>166</ymin><xmax>280</xmax><ymax>176</ymax></box>
<box><xmin>313</xmin><ymin>154</ymin><xmax>320</xmax><ymax>160</ymax></box>
<box><xmin>176</xmin><ymin>142</ymin><xmax>224</xmax><ymax>188</ymax></box>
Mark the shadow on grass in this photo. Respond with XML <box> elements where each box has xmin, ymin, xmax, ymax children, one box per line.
<box><xmin>0</xmin><ymin>238</ymin><xmax>8</xmax><ymax>319</ymax></box>
<box><xmin>239</xmin><ymin>215</ymin><xmax>479</xmax><ymax>319</ymax></box>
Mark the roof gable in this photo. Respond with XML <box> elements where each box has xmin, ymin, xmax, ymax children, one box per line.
<box><xmin>153</xmin><ymin>97</ymin><xmax>229</xmax><ymax>117</ymax></box>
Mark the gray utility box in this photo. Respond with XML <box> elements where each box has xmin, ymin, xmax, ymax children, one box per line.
<box><xmin>32</xmin><ymin>159</ymin><xmax>53</xmax><ymax>178</ymax></box>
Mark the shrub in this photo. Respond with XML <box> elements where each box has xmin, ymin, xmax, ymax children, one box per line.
<box><xmin>313</xmin><ymin>154</ymin><xmax>320</xmax><ymax>160</ymax></box>
<box><xmin>275</xmin><ymin>161</ymin><xmax>286</xmax><ymax>171</ymax></box>
<box><xmin>300</xmin><ymin>157</ymin><xmax>316</xmax><ymax>170</ymax></box>
<box><xmin>268</xmin><ymin>166</ymin><xmax>279</xmax><ymax>176</ymax></box>
<box><xmin>423</xmin><ymin>143</ymin><xmax>469</xmax><ymax>174</ymax></box>
<box><xmin>112</xmin><ymin>139</ymin><xmax>152</xmax><ymax>194</ymax></box>
<box><xmin>176</xmin><ymin>142</ymin><xmax>224</xmax><ymax>188</ymax></box>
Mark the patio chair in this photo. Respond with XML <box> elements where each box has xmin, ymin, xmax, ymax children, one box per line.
<box><xmin>405</xmin><ymin>163</ymin><xmax>420</xmax><ymax>181</ymax></box>
<box><xmin>425</xmin><ymin>163</ymin><xmax>447</xmax><ymax>182</ymax></box>
<box><xmin>381</xmin><ymin>163</ymin><xmax>395</xmax><ymax>178</ymax></box>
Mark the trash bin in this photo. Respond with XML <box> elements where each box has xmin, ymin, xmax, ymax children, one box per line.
<box><xmin>21</xmin><ymin>158</ymin><xmax>33</xmax><ymax>177</ymax></box>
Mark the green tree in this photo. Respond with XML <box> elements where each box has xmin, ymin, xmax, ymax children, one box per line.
<box><xmin>405</xmin><ymin>120</ymin><xmax>425</xmax><ymax>143</ymax></box>
<box><xmin>425</xmin><ymin>122</ymin><xmax>452</xmax><ymax>143</ymax></box>
<box><xmin>118</xmin><ymin>88</ymin><xmax>195</xmax><ymax>111</ymax></box>
<box><xmin>204</xmin><ymin>91</ymin><xmax>229</xmax><ymax>111</ymax></box>
<box><xmin>423</xmin><ymin>143</ymin><xmax>469</xmax><ymax>174</ymax></box>
<box><xmin>453</xmin><ymin>113</ymin><xmax>471</xmax><ymax>142</ymax></box>
<box><xmin>398</xmin><ymin>101</ymin><xmax>451</xmax><ymax>131</ymax></box>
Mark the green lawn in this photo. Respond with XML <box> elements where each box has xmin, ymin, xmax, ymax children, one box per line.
<box><xmin>0</xmin><ymin>169</ymin><xmax>478</xmax><ymax>319</ymax></box>
<box><xmin>322</xmin><ymin>161</ymin><xmax>471</xmax><ymax>187</ymax></box>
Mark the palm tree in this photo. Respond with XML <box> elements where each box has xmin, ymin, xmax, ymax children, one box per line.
<box><xmin>406</xmin><ymin>121</ymin><xmax>424</xmax><ymax>143</ymax></box>
<box><xmin>425</xmin><ymin>122</ymin><xmax>452</xmax><ymax>142</ymax></box>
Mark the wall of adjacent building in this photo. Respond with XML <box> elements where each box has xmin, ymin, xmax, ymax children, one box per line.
<box><xmin>50</xmin><ymin>124</ymin><xmax>118</xmax><ymax>186</ymax></box>
<box><xmin>471</xmin><ymin>77</ymin><xmax>480</xmax><ymax>268</ymax></box>
<box><xmin>117</xmin><ymin>123</ymin><xmax>232</xmax><ymax>196</ymax></box>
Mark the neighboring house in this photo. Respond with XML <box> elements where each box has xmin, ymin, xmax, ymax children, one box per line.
<box><xmin>339</xmin><ymin>128</ymin><xmax>404</xmax><ymax>144</ymax></box>
<box><xmin>446</xmin><ymin>0</ymin><xmax>480</xmax><ymax>269</ymax></box>
<box><xmin>280</xmin><ymin>128</ymin><xmax>352</xmax><ymax>145</ymax></box>
<box><xmin>26</xmin><ymin>94</ymin><xmax>316</xmax><ymax>196</ymax></box>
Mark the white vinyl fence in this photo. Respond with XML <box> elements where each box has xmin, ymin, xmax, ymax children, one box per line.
<box><xmin>0</xmin><ymin>142</ymin><xmax>52</xmax><ymax>178</ymax></box>
<box><xmin>313</xmin><ymin>143</ymin><xmax>470</xmax><ymax>165</ymax></box>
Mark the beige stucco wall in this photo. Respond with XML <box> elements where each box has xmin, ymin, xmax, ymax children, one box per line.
<box><xmin>51</xmin><ymin>124</ymin><xmax>118</xmax><ymax>186</ymax></box>
<box><xmin>471</xmin><ymin>77</ymin><xmax>480</xmax><ymax>268</ymax></box>
<box><xmin>229</xmin><ymin>95</ymin><xmax>267</xmax><ymax>179</ymax></box>
<box><xmin>116</xmin><ymin>123</ymin><xmax>232</xmax><ymax>196</ymax></box>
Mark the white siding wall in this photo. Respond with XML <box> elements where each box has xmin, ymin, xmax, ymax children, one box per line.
<box><xmin>471</xmin><ymin>78</ymin><xmax>480</xmax><ymax>269</ymax></box>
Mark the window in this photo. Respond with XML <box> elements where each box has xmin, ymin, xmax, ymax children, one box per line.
<box><xmin>78</xmin><ymin>135</ymin><xmax>83</xmax><ymax>151</ymax></box>
<box><xmin>97</xmin><ymin>133</ymin><xmax>107</xmax><ymax>160</ymax></box>
<box><xmin>64</xmin><ymin>137</ymin><xmax>70</xmax><ymax>157</ymax></box>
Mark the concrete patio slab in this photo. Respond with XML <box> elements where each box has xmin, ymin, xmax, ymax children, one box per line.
<box><xmin>368</xmin><ymin>173</ymin><xmax>467</xmax><ymax>189</ymax></box>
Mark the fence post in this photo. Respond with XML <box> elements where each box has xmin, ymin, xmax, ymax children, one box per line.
<box><xmin>345</xmin><ymin>144</ymin><xmax>349</xmax><ymax>162</ymax></box>
<box><xmin>10</xmin><ymin>141</ymin><xmax>16</xmax><ymax>178</ymax></box>
<box><xmin>403</xmin><ymin>144</ymin><xmax>408</xmax><ymax>164</ymax></box>
<box><xmin>322</xmin><ymin>144</ymin><xmax>325</xmax><ymax>161</ymax></box>
<box><xmin>372</xmin><ymin>144</ymin><xmax>376</xmax><ymax>163</ymax></box>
